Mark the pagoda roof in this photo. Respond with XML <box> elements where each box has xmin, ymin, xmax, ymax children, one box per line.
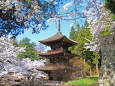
<box><xmin>38</xmin><ymin>48</ymin><xmax>79</xmax><ymax>57</ymax></box>
<box><xmin>39</xmin><ymin>32</ymin><xmax>77</xmax><ymax>45</ymax></box>
<box><xmin>37</xmin><ymin>64</ymin><xmax>66</xmax><ymax>71</ymax></box>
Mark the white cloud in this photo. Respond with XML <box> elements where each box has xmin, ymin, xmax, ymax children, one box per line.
<box><xmin>64</xmin><ymin>1</ymin><xmax>73</xmax><ymax>8</ymax></box>
<box><xmin>47</xmin><ymin>18</ymin><xmax>55</xmax><ymax>22</ymax></box>
<box><xmin>46</xmin><ymin>0</ymin><xmax>53</xmax><ymax>2</ymax></box>
<box><xmin>62</xmin><ymin>1</ymin><xmax>73</xmax><ymax>11</ymax></box>
<box><xmin>62</xmin><ymin>7</ymin><xmax>68</xmax><ymax>11</ymax></box>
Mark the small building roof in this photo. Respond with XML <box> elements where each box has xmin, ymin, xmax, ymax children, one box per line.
<box><xmin>39</xmin><ymin>32</ymin><xmax>77</xmax><ymax>46</ymax></box>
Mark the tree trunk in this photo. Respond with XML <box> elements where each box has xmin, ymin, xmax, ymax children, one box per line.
<box><xmin>96</xmin><ymin>63</ymin><xmax>99</xmax><ymax>77</ymax></box>
<box><xmin>83</xmin><ymin>58</ymin><xmax>86</xmax><ymax>77</ymax></box>
<box><xmin>84</xmin><ymin>58</ymin><xmax>85</xmax><ymax>65</ymax></box>
<box><xmin>90</xmin><ymin>61</ymin><xmax>92</xmax><ymax>77</ymax></box>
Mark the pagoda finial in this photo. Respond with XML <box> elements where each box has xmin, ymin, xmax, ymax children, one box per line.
<box><xmin>58</xmin><ymin>19</ymin><xmax>61</xmax><ymax>32</ymax></box>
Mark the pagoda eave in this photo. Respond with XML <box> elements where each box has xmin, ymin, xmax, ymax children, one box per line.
<box><xmin>39</xmin><ymin>32</ymin><xmax>77</xmax><ymax>46</ymax></box>
<box><xmin>38</xmin><ymin>52</ymin><xmax>79</xmax><ymax>58</ymax></box>
<box><xmin>38</xmin><ymin>52</ymin><xmax>64</xmax><ymax>57</ymax></box>
<box><xmin>37</xmin><ymin>64</ymin><xmax>66</xmax><ymax>71</ymax></box>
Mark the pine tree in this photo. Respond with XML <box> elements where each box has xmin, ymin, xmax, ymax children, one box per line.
<box><xmin>105</xmin><ymin>0</ymin><xmax>115</xmax><ymax>14</ymax></box>
<box><xmin>17</xmin><ymin>38</ymin><xmax>40</xmax><ymax>60</ymax></box>
<box><xmin>75</xmin><ymin>26</ymin><xmax>92</xmax><ymax>56</ymax></box>
<box><xmin>69</xmin><ymin>24</ymin><xmax>80</xmax><ymax>55</ymax></box>
<box><xmin>76</xmin><ymin>24</ymin><xmax>80</xmax><ymax>31</ymax></box>
<box><xmin>69</xmin><ymin>26</ymin><xmax>76</xmax><ymax>41</ymax></box>
<box><xmin>69</xmin><ymin>26</ymin><xmax>77</xmax><ymax>55</ymax></box>
<box><xmin>69</xmin><ymin>25</ymin><xmax>94</xmax><ymax>77</ymax></box>
<box><xmin>69</xmin><ymin>24</ymin><xmax>101</xmax><ymax>77</ymax></box>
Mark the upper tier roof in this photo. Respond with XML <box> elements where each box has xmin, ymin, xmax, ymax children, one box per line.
<box><xmin>39</xmin><ymin>32</ymin><xmax>77</xmax><ymax>46</ymax></box>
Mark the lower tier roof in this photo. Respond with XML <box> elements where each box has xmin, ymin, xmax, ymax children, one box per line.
<box><xmin>37</xmin><ymin>64</ymin><xmax>66</xmax><ymax>71</ymax></box>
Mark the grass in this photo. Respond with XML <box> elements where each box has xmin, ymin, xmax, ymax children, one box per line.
<box><xmin>67</xmin><ymin>77</ymin><xmax>98</xmax><ymax>86</ymax></box>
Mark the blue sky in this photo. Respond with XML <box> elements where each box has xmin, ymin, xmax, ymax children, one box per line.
<box><xmin>16</xmin><ymin>20</ymin><xmax>74</xmax><ymax>44</ymax></box>
<box><xmin>16</xmin><ymin>0</ymin><xmax>86</xmax><ymax>44</ymax></box>
<box><xmin>16</xmin><ymin>0</ymin><xmax>104</xmax><ymax>51</ymax></box>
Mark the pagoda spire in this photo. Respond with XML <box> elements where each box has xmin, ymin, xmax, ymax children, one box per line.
<box><xmin>58</xmin><ymin>19</ymin><xmax>61</xmax><ymax>32</ymax></box>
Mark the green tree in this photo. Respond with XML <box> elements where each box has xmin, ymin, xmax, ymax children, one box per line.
<box><xmin>69</xmin><ymin>24</ymin><xmax>80</xmax><ymax>55</ymax></box>
<box><xmin>17</xmin><ymin>38</ymin><xmax>40</xmax><ymax>60</ymax></box>
<box><xmin>69</xmin><ymin>24</ymin><xmax>102</xmax><ymax>77</ymax></box>
<box><xmin>69</xmin><ymin>24</ymin><xmax>80</xmax><ymax>40</ymax></box>
<box><xmin>105</xmin><ymin>0</ymin><xmax>115</xmax><ymax>14</ymax></box>
<box><xmin>100</xmin><ymin>28</ymin><xmax>111</xmax><ymax>36</ymax></box>
<box><xmin>68</xmin><ymin>24</ymin><xmax>79</xmax><ymax>56</ymax></box>
<box><xmin>71</xmin><ymin>26</ymin><xmax>92</xmax><ymax>56</ymax></box>
<box><xmin>76</xmin><ymin>24</ymin><xmax>80</xmax><ymax>31</ymax></box>
<box><xmin>69</xmin><ymin>25</ymin><xmax>94</xmax><ymax>77</ymax></box>
<box><xmin>69</xmin><ymin>26</ymin><xmax>76</xmax><ymax>41</ymax></box>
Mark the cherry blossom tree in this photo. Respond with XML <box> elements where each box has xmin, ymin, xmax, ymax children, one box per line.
<box><xmin>46</xmin><ymin>0</ymin><xmax>103</xmax><ymax>30</ymax></box>
<box><xmin>0</xmin><ymin>0</ymin><xmax>105</xmax><ymax>37</ymax></box>
<box><xmin>85</xmin><ymin>8</ymin><xmax>115</xmax><ymax>51</ymax></box>
<box><xmin>0</xmin><ymin>36</ymin><xmax>47</xmax><ymax>85</ymax></box>
<box><xmin>0</xmin><ymin>36</ymin><xmax>26</xmax><ymax>78</ymax></box>
<box><xmin>0</xmin><ymin>0</ymin><xmax>63</xmax><ymax>36</ymax></box>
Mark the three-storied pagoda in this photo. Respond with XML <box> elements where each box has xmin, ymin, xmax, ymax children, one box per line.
<box><xmin>38</xmin><ymin>32</ymin><xmax>78</xmax><ymax>81</ymax></box>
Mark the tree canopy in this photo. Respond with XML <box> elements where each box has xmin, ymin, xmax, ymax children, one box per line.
<box><xmin>70</xmin><ymin>26</ymin><xmax>92</xmax><ymax>57</ymax></box>
<box><xmin>17</xmin><ymin>38</ymin><xmax>40</xmax><ymax>60</ymax></box>
<box><xmin>69</xmin><ymin>24</ymin><xmax>101</xmax><ymax>76</ymax></box>
<box><xmin>0</xmin><ymin>0</ymin><xmax>63</xmax><ymax>37</ymax></box>
<box><xmin>105</xmin><ymin>0</ymin><xmax>115</xmax><ymax>14</ymax></box>
<box><xmin>0</xmin><ymin>0</ymin><xmax>104</xmax><ymax>37</ymax></box>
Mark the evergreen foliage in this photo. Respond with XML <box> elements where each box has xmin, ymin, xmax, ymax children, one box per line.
<box><xmin>69</xmin><ymin>24</ymin><xmax>101</xmax><ymax>76</ymax></box>
<box><xmin>17</xmin><ymin>38</ymin><xmax>40</xmax><ymax>60</ymax></box>
<box><xmin>69</xmin><ymin>24</ymin><xmax>79</xmax><ymax>54</ymax></box>
<box><xmin>70</xmin><ymin>26</ymin><xmax>92</xmax><ymax>59</ymax></box>
<box><xmin>105</xmin><ymin>0</ymin><xmax>115</xmax><ymax>14</ymax></box>
<box><xmin>69</xmin><ymin>25</ymin><xmax>94</xmax><ymax>71</ymax></box>
<box><xmin>93</xmin><ymin>51</ymin><xmax>100</xmax><ymax>65</ymax></box>
<box><xmin>69</xmin><ymin>26</ymin><xmax>77</xmax><ymax>41</ymax></box>
<box><xmin>92</xmin><ymin>51</ymin><xmax>100</xmax><ymax>76</ymax></box>
<box><xmin>100</xmin><ymin>28</ymin><xmax>111</xmax><ymax>36</ymax></box>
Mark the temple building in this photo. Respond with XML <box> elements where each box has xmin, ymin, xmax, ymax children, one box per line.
<box><xmin>38</xmin><ymin>32</ymin><xmax>78</xmax><ymax>81</ymax></box>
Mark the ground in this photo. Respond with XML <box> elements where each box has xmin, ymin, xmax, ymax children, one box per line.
<box><xmin>65</xmin><ymin>77</ymin><xmax>98</xmax><ymax>86</ymax></box>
